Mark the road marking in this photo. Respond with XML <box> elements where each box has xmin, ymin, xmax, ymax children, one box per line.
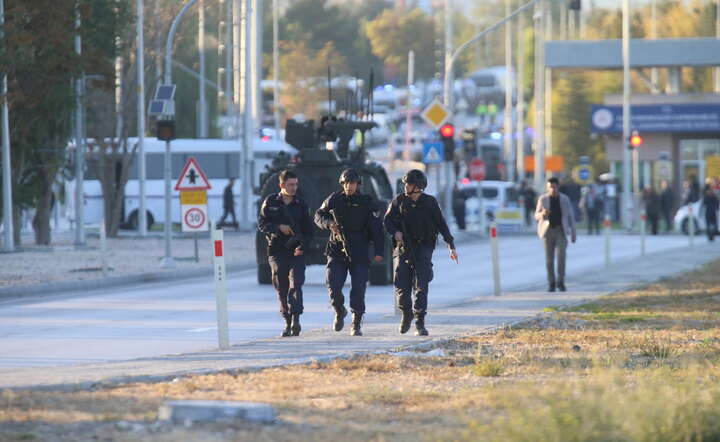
<box><xmin>186</xmin><ymin>327</ymin><xmax>217</xmax><ymax>333</ymax></box>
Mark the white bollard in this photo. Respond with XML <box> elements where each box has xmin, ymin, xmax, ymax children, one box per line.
<box><xmin>212</xmin><ymin>227</ymin><xmax>230</xmax><ymax>350</ymax></box>
<box><xmin>100</xmin><ymin>220</ymin><xmax>108</xmax><ymax>277</ymax></box>
<box><xmin>640</xmin><ymin>209</ymin><xmax>646</xmax><ymax>256</ymax></box>
<box><xmin>490</xmin><ymin>222</ymin><xmax>501</xmax><ymax>296</ymax></box>
<box><xmin>603</xmin><ymin>214</ymin><xmax>611</xmax><ymax>268</ymax></box>
<box><xmin>688</xmin><ymin>205</ymin><xmax>695</xmax><ymax>247</ymax></box>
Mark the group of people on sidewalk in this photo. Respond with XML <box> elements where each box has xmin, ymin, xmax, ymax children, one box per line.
<box><xmin>257</xmin><ymin>169</ymin><xmax>457</xmax><ymax>338</ymax></box>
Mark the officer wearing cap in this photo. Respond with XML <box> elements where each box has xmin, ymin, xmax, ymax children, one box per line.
<box><xmin>257</xmin><ymin>170</ymin><xmax>315</xmax><ymax>337</ymax></box>
<box><xmin>315</xmin><ymin>169</ymin><xmax>385</xmax><ymax>336</ymax></box>
<box><xmin>383</xmin><ymin>169</ymin><xmax>458</xmax><ymax>336</ymax></box>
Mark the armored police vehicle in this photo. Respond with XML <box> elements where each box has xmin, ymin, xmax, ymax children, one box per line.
<box><xmin>255</xmin><ymin>117</ymin><xmax>395</xmax><ymax>285</ymax></box>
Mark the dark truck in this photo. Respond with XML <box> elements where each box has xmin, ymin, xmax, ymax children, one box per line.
<box><xmin>255</xmin><ymin>118</ymin><xmax>395</xmax><ymax>285</ymax></box>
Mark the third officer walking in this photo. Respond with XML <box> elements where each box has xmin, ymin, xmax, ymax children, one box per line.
<box><xmin>315</xmin><ymin>169</ymin><xmax>385</xmax><ymax>336</ymax></box>
<box><xmin>383</xmin><ymin>169</ymin><xmax>458</xmax><ymax>336</ymax></box>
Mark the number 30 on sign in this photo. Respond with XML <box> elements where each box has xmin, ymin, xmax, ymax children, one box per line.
<box><xmin>181</xmin><ymin>204</ymin><xmax>209</xmax><ymax>232</ymax></box>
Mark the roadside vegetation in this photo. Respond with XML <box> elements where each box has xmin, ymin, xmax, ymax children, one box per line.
<box><xmin>2</xmin><ymin>260</ymin><xmax>720</xmax><ymax>441</ymax></box>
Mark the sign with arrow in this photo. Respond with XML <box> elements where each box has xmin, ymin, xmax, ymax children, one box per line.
<box><xmin>174</xmin><ymin>156</ymin><xmax>211</xmax><ymax>191</ymax></box>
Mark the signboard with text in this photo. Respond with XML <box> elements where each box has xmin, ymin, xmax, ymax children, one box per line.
<box><xmin>591</xmin><ymin>104</ymin><xmax>720</xmax><ymax>134</ymax></box>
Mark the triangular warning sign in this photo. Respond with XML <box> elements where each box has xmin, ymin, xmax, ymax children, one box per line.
<box><xmin>174</xmin><ymin>156</ymin><xmax>212</xmax><ymax>191</ymax></box>
<box><xmin>425</xmin><ymin>146</ymin><xmax>441</xmax><ymax>162</ymax></box>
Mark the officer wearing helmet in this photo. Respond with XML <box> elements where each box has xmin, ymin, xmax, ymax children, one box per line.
<box><xmin>315</xmin><ymin>168</ymin><xmax>385</xmax><ymax>336</ymax></box>
<box><xmin>383</xmin><ymin>169</ymin><xmax>458</xmax><ymax>336</ymax></box>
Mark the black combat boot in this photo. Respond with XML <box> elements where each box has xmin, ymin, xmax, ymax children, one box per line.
<box><xmin>350</xmin><ymin>313</ymin><xmax>363</xmax><ymax>336</ymax></box>
<box><xmin>333</xmin><ymin>305</ymin><xmax>347</xmax><ymax>332</ymax></box>
<box><xmin>291</xmin><ymin>313</ymin><xmax>301</xmax><ymax>336</ymax></box>
<box><xmin>281</xmin><ymin>314</ymin><xmax>292</xmax><ymax>337</ymax></box>
<box><xmin>414</xmin><ymin>312</ymin><xmax>428</xmax><ymax>336</ymax></box>
<box><xmin>399</xmin><ymin>310</ymin><xmax>413</xmax><ymax>334</ymax></box>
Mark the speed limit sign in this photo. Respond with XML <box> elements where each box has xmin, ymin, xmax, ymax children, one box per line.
<box><xmin>181</xmin><ymin>204</ymin><xmax>209</xmax><ymax>232</ymax></box>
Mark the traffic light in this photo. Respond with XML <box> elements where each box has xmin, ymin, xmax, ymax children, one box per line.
<box><xmin>569</xmin><ymin>0</ymin><xmax>581</xmax><ymax>10</ymax></box>
<box><xmin>629</xmin><ymin>130</ymin><xmax>643</xmax><ymax>149</ymax></box>
<box><xmin>156</xmin><ymin>120</ymin><xmax>176</xmax><ymax>141</ymax></box>
<box><xmin>439</xmin><ymin>123</ymin><xmax>455</xmax><ymax>161</ymax></box>
<box><xmin>461</xmin><ymin>128</ymin><xmax>476</xmax><ymax>155</ymax></box>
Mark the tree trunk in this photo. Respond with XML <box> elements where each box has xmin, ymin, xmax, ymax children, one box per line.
<box><xmin>33</xmin><ymin>171</ymin><xmax>53</xmax><ymax>245</ymax></box>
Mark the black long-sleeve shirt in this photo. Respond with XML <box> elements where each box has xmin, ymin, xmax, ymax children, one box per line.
<box><xmin>383</xmin><ymin>193</ymin><xmax>455</xmax><ymax>249</ymax></box>
<box><xmin>315</xmin><ymin>191</ymin><xmax>385</xmax><ymax>257</ymax></box>
<box><xmin>257</xmin><ymin>193</ymin><xmax>314</xmax><ymax>253</ymax></box>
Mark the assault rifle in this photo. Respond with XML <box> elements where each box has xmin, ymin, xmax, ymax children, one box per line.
<box><xmin>281</xmin><ymin>204</ymin><xmax>304</xmax><ymax>251</ymax></box>
<box><xmin>329</xmin><ymin>209</ymin><xmax>352</xmax><ymax>263</ymax></box>
<box><xmin>398</xmin><ymin>198</ymin><xmax>416</xmax><ymax>270</ymax></box>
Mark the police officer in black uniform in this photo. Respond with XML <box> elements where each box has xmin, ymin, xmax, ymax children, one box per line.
<box><xmin>315</xmin><ymin>169</ymin><xmax>385</xmax><ymax>336</ymax></box>
<box><xmin>257</xmin><ymin>170</ymin><xmax>315</xmax><ymax>337</ymax></box>
<box><xmin>383</xmin><ymin>169</ymin><xmax>458</xmax><ymax>336</ymax></box>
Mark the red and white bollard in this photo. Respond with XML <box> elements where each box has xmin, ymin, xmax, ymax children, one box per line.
<box><xmin>603</xmin><ymin>214</ymin><xmax>611</xmax><ymax>268</ymax></box>
<box><xmin>490</xmin><ymin>222</ymin><xmax>501</xmax><ymax>297</ymax></box>
<box><xmin>212</xmin><ymin>226</ymin><xmax>230</xmax><ymax>350</ymax></box>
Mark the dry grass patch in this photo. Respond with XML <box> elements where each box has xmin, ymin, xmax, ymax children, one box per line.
<box><xmin>3</xmin><ymin>260</ymin><xmax>720</xmax><ymax>440</ymax></box>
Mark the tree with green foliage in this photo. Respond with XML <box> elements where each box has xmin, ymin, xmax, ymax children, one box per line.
<box><xmin>365</xmin><ymin>7</ymin><xmax>436</xmax><ymax>84</ymax></box>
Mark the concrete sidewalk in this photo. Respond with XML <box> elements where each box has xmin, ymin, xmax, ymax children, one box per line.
<box><xmin>2</xmin><ymin>240</ymin><xmax>716</xmax><ymax>390</ymax></box>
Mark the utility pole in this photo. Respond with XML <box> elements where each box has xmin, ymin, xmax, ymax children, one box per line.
<box><xmin>198</xmin><ymin>0</ymin><xmax>208</xmax><ymax>137</ymax></box>
<box><xmin>651</xmin><ymin>0</ymin><xmax>659</xmax><ymax>93</ymax></box>
<box><xmin>1</xmin><ymin>0</ymin><xmax>13</xmax><ymax>251</ymax></box>
<box><xmin>443</xmin><ymin>0</ymin><xmax>454</xmax><ymax>219</ymax></box>
<box><xmin>137</xmin><ymin>0</ymin><xmax>147</xmax><ymax>237</ymax></box>
<box><xmin>504</xmin><ymin>0</ymin><xmax>514</xmax><ymax>182</ymax></box>
<box><xmin>516</xmin><ymin>6</ymin><xmax>525</xmax><ymax>183</ymax></box>
<box><xmin>533</xmin><ymin>0</ymin><xmax>545</xmax><ymax>192</ymax></box>
<box><xmin>74</xmin><ymin>2</ymin><xmax>86</xmax><ymax>246</ymax></box>
<box><xmin>162</xmin><ymin>0</ymin><xmax>198</xmax><ymax>268</ymax></box>
<box><xmin>272</xmin><ymin>0</ymin><xmax>280</xmax><ymax>135</ymax></box>
<box><xmin>622</xmin><ymin>0</ymin><xmax>632</xmax><ymax>229</ymax></box>
<box><xmin>241</xmin><ymin>0</ymin><xmax>253</xmax><ymax>229</ymax></box>
<box><xmin>251</xmin><ymin>0</ymin><xmax>262</xmax><ymax>129</ymax></box>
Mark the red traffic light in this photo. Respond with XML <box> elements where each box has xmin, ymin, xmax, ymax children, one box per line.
<box><xmin>439</xmin><ymin>123</ymin><xmax>455</xmax><ymax>139</ymax></box>
<box><xmin>629</xmin><ymin>130</ymin><xmax>643</xmax><ymax>148</ymax></box>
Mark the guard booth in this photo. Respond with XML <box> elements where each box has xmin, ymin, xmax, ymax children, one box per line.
<box><xmin>591</xmin><ymin>94</ymin><xmax>720</xmax><ymax>206</ymax></box>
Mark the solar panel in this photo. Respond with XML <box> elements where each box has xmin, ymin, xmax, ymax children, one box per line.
<box><xmin>148</xmin><ymin>100</ymin><xmax>165</xmax><ymax>115</ymax></box>
<box><xmin>155</xmin><ymin>84</ymin><xmax>176</xmax><ymax>100</ymax></box>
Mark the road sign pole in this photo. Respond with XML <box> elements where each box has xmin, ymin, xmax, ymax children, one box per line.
<box><xmin>100</xmin><ymin>220</ymin><xmax>108</xmax><ymax>277</ymax></box>
<box><xmin>212</xmin><ymin>226</ymin><xmax>230</xmax><ymax>350</ymax></box>
<box><xmin>689</xmin><ymin>205</ymin><xmax>695</xmax><ymax>247</ymax></box>
<box><xmin>490</xmin><ymin>222</ymin><xmax>501</xmax><ymax>296</ymax></box>
<box><xmin>161</xmin><ymin>139</ymin><xmax>175</xmax><ymax>268</ymax></box>
<box><xmin>194</xmin><ymin>232</ymin><xmax>199</xmax><ymax>262</ymax></box>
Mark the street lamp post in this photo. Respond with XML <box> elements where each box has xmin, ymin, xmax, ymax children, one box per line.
<box><xmin>162</xmin><ymin>0</ymin><xmax>198</xmax><ymax>268</ymax></box>
<box><xmin>1</xmin><ymin>0</ymin><xmax>13</xmax><ymax>252</ymax></box>
<box><xmin>622</xmin><ymin>0</ymin><xmax>632</xmax><ymax>229</ymax></box>
<box><xmin>533</xmin><ymin>0</ymin><xmax>545</xmax><ymax>192</ymax></box>
<box><xmin>74</xmin><ymin>2</ymin><xmax>86</xmax><ymax>247</ymax></box>
<box><xmin>137</xmin><ymin>0</ymin><xmax>147</xmax><ymax>237</ymax></box>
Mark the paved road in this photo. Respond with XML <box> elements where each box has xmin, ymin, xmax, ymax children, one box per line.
<box><xmin>0</xmin><ymin>233</ymin><xmax>699</xmax><ymax>372</ymax></box>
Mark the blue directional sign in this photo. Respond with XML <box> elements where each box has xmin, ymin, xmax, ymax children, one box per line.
<box><xmin>591</xmin><ymin>104</ymin><xmax>720</xmax><ymax>134</ymax></box>
<box><xmin>422</xmin><ymin>141</ymin><xmax>444</xmax><ymax>164</ymax></box>
<box><xmin>578</xmin><ymin>167</ymin><xmax>591</xmax><ymax>181</ymax></box>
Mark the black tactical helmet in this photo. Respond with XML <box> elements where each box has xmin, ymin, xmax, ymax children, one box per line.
<box><xmin>339</xmin><ymin>168</ymin><xmax>362</xmax><ymax>184</ymax></box>
<box><xmin>402</xmin><ymin>169</ymin><xmax>427</xmax><ymax>190</ymax></box>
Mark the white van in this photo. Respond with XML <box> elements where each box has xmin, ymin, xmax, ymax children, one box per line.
<box><xmin>457</xmin><ymin>179</ymin><xmax>523</xmax><ymax>231</ymax></box>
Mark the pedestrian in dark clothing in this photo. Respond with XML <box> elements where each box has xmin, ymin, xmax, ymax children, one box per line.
<box><xmin>643</xmin><ymin>187</ymin><xmax>661</xmax><ymax>235</ymax></box>
<box><xmin>257</xmin><ymin>170</ymin><xmax>315</xmax><ymax>337</ymax></box>
<box><xmin>452</xmin><ymin>185</ymin><xmax>467</xmax><ymax>230</ymax></box>
<box><xmin>521</xmin><ymin>181</ymin><xmax>537</xmax><ymax>227</ymax></box>
<box><xmin>684</xmin><ymin>175</ymin><xmax>701</xmax><ymax>205</ymax></box>
<box><xmin>580</xmin><ymin>186</ymin><xmax>603</xmax><ymax>235</ymax></box>
<box><xmin>383</xmin><ymin>169</ymin><xmax>458</xmax><ymax>336</ymax></box>
<box><xmin>659</xmin><ymin>180</ymin><xmax>674</xmax><ymax>232</ymax></box>
<box><xmin>218</xmin><ymin>178</ymin><xmax>238</xmax><ymax>228</ymax></box>
<box><xmin>315</xmin><ymin>169</ymin><xmax>385</xmax><ymax>336</ymax></box>
<box><xmin>701</xmin><ymin>187</ymin><xmax>719</xmax><ymax>242</ymax></box>
<box><xmin>560</xmin><ymin>178</ymin><xmax>582</xmax><ymax>223</ymax></box>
